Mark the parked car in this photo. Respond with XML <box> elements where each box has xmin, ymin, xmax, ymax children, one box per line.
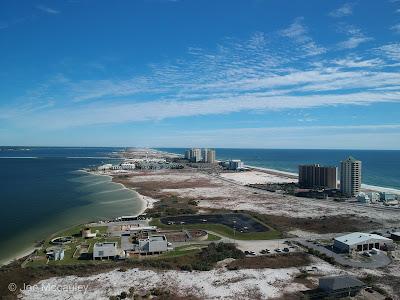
<box><xmin>275</xmin><ymin>248</ymin><xmax>281</xmax><ymax>253</ymax></box>
<box><xmin>363</xmin><ymin>252</ymin><xmax>372</xmax><ymax>257</ymax></box>
<box><xmin>283</xmin><ymin>248</ymin><xmax>290</xmax><ymax>252</ymax></box>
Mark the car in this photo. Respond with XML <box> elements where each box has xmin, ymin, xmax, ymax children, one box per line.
<box><xmin>363</xmin><ymin>252</ymin><xmax>372</xmax><ymax>257</ymax></box>
<box><xmin>283</xmin><ymin>248</ymin><xmax>290</xmax><ymax>252</ymax></box>
<box><xmin>244</xmin><ymin>251</ymin><xmax>250</xmax><ymax>255</ymax></box>
<box><xmin>260</xmin><ymin>250</ymin><xmax>266</xmax><ymax>254</ymax></box>
<box><xmin>202</xmin><ymin>219</ymin><xmax>207</xmax><ymax>222</ymax></box>
<box><xmin>249</xmin><ymin>251</ymin><xmax>256</xmax><ymax>256</ymax></box>
<box><xmin>274</xmin><ymin>248</ymin><xmax>281</xmax><ymax>253</ymax></box>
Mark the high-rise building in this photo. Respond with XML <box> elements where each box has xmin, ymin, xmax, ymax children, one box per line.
<box><xmin>184</xmin><ymin>150</ymin><xmax>191</xmax><ymax>160</ymax></box>
<box><xmin>298</xmin><ymin>164</ymin><xmax>337</xmax><ymax>189</ymax></box>
<box><xmin>340</xmin><ymin>157</ymin><xmax>362</xmax><ymax>197</ymax></box>
<box><xmin>190</xmin><ymin>148</ymin><xmax>202</xmax><ymax>162</ymax></box>
<box><xmin>206</xmin><ymin>149</ymin><xmax>216</xmax><ymax>163</ymax></box>
<box><xmin>202</xmin><ymin>148</ymin><xmax>208</xmax><ymax>163</ymax></box>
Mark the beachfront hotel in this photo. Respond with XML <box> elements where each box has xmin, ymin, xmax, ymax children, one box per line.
<box><xmin>340</xmin><ymin>156</ymin><xmax>362</xmax><ymax>197</ymax></box>
<box><xmin>298</xmin><ymin>164</ymin><xmax>338</xmax><ymax>189</ymax></box>
<box><xmin>185</xmin><ymin>148</ymin><xmax>216</xmax><ymax>163</ymax></box>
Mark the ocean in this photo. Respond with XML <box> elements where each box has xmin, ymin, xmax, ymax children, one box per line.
<box><xmin>159</xmin><ymin>148</ymin><xmax>400</xmax><ymax>191</ymax></box>
<box><xmin>0</xmin><ymin>147</ymin><xmax>143</xmax><ymax>265</ymax></box>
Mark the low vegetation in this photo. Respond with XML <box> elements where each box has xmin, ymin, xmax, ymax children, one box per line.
<box><xmin>227</xmin><ymin>252</ymin><xmax>310</xmax><ymax>270</ymax></box>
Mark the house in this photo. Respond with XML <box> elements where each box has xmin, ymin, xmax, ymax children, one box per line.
<box><xmin>302</xmin><ymin>275</ymin><xmax>366</xmax><ymax>299</ymax></box>
<box><xmin>138</xmin><ymin>235</ymin><xmax>168</xmax><ymax>254</ymax></box>
<box><xmin>319</xmin><ymin>275</ymin><xmax>365</xmax><ymax>298</ymax></box>
<box><xmin>391</xmin><ymin>232</ymin><xmax>400</xmax><ymax>241</ymax></box>
<box><xmin>333</xmin><ymin>232</ymin><xmax>393</xmax><ymax>253</ymax></box>
<box><xmin>93</xmin><ymin>242</ymin><xmax>118</xmax><ymax>260</ymax></box>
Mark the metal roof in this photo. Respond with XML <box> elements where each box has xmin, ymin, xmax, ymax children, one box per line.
<box><xmin>319</xmin><ymin>275</ymin><xmax>365</xmax><ymax>291</ymax></box>
<box><xmin>334</xmin><ymin>232</ymin><xmax>392</xmax><ymax>246</ymax></box>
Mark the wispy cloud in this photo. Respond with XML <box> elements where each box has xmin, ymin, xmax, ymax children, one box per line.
<box><xmin>1</xmin><ymin>19</ymin><xmax>399</xmax><ymax>130</ymax></box>
<box><xmin>337</xmin><ymin>24</ymin><xmax>373</xmax><ymax>49</ymax></box>
<box><xmin>279</xmin><ymin>17</ymin><xmax>326</xmax><ymax>56</ymax></box>
<box><xmin>36</xmin><ymin>4</ymin><xmax>60</xmax><ymax>14</ymax></box>
<box><xmin>329</xmin><ymin>3</ymin><xmax>354</xmax><ymax>18</ymax></box>
<box><xmin>391</xmin><ymin>23</ymin><xmax>400</xmax><ymax>33</ymax></box>
<box><xmin>376</xmin><ymin>43</ymin><xmax>400</xmax><ymax>61</ymax></box>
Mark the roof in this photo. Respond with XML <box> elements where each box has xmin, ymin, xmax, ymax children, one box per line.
<box><xmin>342</xmin><ymin>156</ymin><xmax>360</xmax><ymax>163</ymax></box>
<box><xmin>94</xmin><ymin>242</ymin><xmax>117</xmax><ymax>249</ymax></box>
<box><xmin>334</xmin><ymin>232</ymin><xmax>392</xmax><ymax>246</ymax></box>
<box><xmin>319</xmin><ymin>275</ymin><xmax>365</xmax><ymax>291</ymax></box>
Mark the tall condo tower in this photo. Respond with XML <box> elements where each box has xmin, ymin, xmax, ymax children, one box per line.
<box><xmin>206</xmin><ymin>149</ymin><xmax>216</xmax><ymax>163</ymax></box>
<box><xmin>298</xmin><ymin>164</ymin><xmax>337</xmax><ymax>189</ymax></box>
<box><xmin>340</xmin><ymin>156</ymin><xmax>362</xmax><ymax>197</ymax></box>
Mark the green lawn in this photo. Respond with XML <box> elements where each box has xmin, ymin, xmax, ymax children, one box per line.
<box><xmin>150</xmin><ymin>217</ymin><xmax>281</xmax><ymax>240</ymax></box>
<box><xmin>207</xmin><ymin>233</ymin><xmax>222</xmax><ymax>241</ymax></box>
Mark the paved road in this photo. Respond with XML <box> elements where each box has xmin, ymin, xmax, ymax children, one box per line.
<box><xmin>296</xmin><ymin>239</ymin><xmax>391</xmax><ymax>269</ymax></box>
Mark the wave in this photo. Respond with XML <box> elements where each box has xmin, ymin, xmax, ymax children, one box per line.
<box><xmin>0</xmin><ymin>156</ymin><xmax>38</xmax><ymax>159</ymax></box>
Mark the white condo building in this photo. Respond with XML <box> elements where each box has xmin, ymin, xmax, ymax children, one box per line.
<box><xmin>191</xmin><ymin>148</ymin><xmax>202</xmax><ymax>162</ymax></box>
<box><xmin>340</xmin><ymin>156</ymin><xmax>361</xmax><ymax>197</ymax></box>
<box><xmin>206</xmin><ymin>149</ymin><xmax>216</xmax><ymax>163</ymax></box>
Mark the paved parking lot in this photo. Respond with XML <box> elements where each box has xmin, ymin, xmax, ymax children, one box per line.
<box><xmin>296</xmin><ymin>239</ymin><xmax>391</xmax><ymax>269</ymax></box>
<box><xmin>160</xmin><ymin>213</ymin><xmax>269</xmax><ymax>232</ymax></box>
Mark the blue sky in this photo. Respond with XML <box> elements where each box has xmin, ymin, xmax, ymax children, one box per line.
<box><xmin>0</xmin><ymin>0</ymin><xmax>400</xmax><ymax>149</ymax></box>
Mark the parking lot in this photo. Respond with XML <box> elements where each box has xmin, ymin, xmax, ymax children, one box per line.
<box><xmin>297</xmin><ymin>239</ymin><xmax>392</xmax><ymax>269</ymax></box>
<box><xmin>160</xmin><ymin>213</ymin><xmax>270</xmax><ymax>233</ymax></box>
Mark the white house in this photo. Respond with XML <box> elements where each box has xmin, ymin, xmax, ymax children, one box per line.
<box><xmin>138</xmin><ymin>235</ymin><xmax>168</xmax><ymax>254</ymax></box>
<box><xmin>333</xmin><ymin>232</ymin><xmax>393</xmax><ymax>253</ymax></box>
<box><xmin>93</xmin><ymin>242</ymin><xmax>118</xmax><ymax>259</ymax></box>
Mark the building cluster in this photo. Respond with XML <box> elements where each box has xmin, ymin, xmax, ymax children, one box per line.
<box><xmin>98</xmin><ymin>158</ymin><xmax>183</xmax><ymax>171</ymax></box>
<box><xmin>298</xmin><ymin>156</ymin><xmax>362</xmax><ymax>197</ymax></box>
<box><xmin>357</xmin><ymin>191</ymin><xmax>399</xmax><ymax>205</ymax></box>
<box><xmin>220</xmin><ymin>159</ymin><xmax>245</xmax><ymax>171</ymax></box>
<box><xmin>184</xmin><ymin>148</ymin><xmax>216</xmax><ymax>163</ymax></box>
<box><xmin>299</xmin><ymin>156</ymin><xmax>399</xmax><ymax>202</ymax></box>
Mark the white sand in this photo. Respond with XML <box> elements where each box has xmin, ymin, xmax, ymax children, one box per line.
<box><xmin>20</xmin><ymin>267</ymin><xmax>305</xmax><ymax>299</ymax></box>
<box><xmin>220</xmin><ymin>171</ymin><xmax>296</xmax><ymax>185</ymax></box>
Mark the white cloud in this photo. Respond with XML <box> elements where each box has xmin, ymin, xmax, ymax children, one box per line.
<box><xmin>279</xmin><ymin>18</ymin><xmax>326</xmax><ymax>56</ymax></box>
<box><xmin>376</xmin><ymin>43</ymin><xmax>400</xmax><ymax>61</ymax></box>
<box><xmin>329</xmin><ymin>3</ymin><xmax>354</xmax><ymax>18</ymax></box>
<box><xmin>36</xmin><ymin>5</ymin><xmax>60</xmax><ymax>14</ymax></box>
<box><xmin>391</xmin><ymin>23</ymin><xmax>400</xmax><ymax>33</ymax></box>
<box><xmin>2</xmin><ymin>22</ymin><xmax>399</xmax><ymax>131</ymax></box>
<box><xmin>337</xmin><ymin>25</ymin><xmax>373</xmax><ymax>49</ymax></box>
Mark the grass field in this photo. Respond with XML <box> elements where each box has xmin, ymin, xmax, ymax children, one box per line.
<box><xmin>150</xmin><ymin>217</ymin><xmax>281</xmax><ymax>240</ymax></box>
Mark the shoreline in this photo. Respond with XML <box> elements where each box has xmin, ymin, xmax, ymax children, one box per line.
<box><xmin>0</xmin><ymin>169</ymin><xmax>148</xmax><ymax>267</ymax></box>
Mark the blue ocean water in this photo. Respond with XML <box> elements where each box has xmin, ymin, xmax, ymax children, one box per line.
<box><xmin>159</xmin><ymin>148</ymin><xmax>400</xmax><ymax>190</ymax></box>
<box><xmin>0</xmin><ymin>147</ymin><xmax>143</xmax><ymax>264</ymax></box>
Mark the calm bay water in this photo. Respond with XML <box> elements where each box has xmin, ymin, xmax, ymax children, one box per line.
<box><xmin>0</xmin><ymin>147</ymin><xmax>143</xmax><ymax>265</ymax></box>
<box><xmin>160</xmin><ymin>148</ymin><xmax>400</xmax><ymax>190</ymax></box>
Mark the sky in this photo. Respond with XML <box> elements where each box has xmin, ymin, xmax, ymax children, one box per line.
<box><xmin>0</xmin><ymin>0</ymin><xmax>400</xmax><ymax>149</ymax></box>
